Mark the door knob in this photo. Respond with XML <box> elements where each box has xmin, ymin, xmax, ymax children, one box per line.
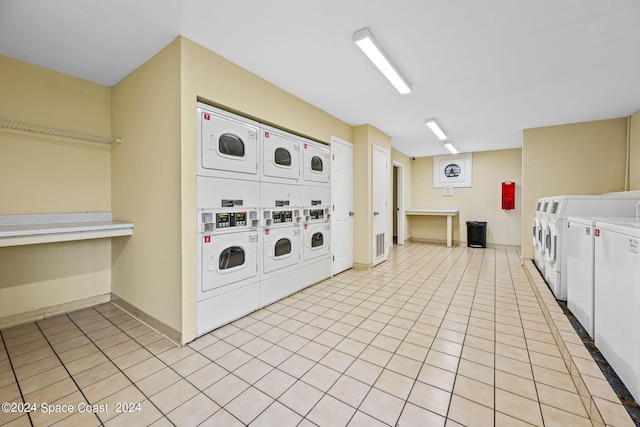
<box><xmin>349</xmin><ymin>212</ymin><xmax>355</xmax><ymax>216</ymax></box>
<box><xmin>373</xmin><ymin>211</ymin><xmax>379</xmax><ymax>216</ymax></box>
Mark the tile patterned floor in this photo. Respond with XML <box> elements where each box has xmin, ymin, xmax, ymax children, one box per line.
<box><xmin>0</xmin><ymin>242</ymin><xmax>633</xmax><ymax>426</ymax></box>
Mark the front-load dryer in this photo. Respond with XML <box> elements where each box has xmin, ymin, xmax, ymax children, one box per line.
<box><xmin>197</xmin><ymin>208</ymin><xmax>261</xmax><ymax>336</ymax></box>
<box><xmin>197</xmin><ymin>103</ymin><xmax>260</xmax><ymax>181</ymax></box>
<box><xmin>543</xmin><ymin>196</ymin><xmax>640</xmax><ymax>301</ymax></box>
<box><xmin>260</xmin><ymin>125</ymin><xmax>301</xmax><ymax>185</ymax></box>
<box><xmin>260</xmin><ymin>208</ymin><xmax>302</xmax><ymax>307</ymax></box>
<box><xmin>594</xmin><ymin>220</ymin><xmax>640</xmax><ymax>403</ymax></box>
<box><xmin>301</xmin><ymin>207</ymin><xmax>331</xmax><ymax>289</ymax></box>
<box><xmin>533</xmin><ymin>198</ymin><xmax>549</xmax><ymax>274</ymax></box>
<box><xmin>302</xmin><ymin>140</ymin><xmax>330</xmax><ymax>186</ymax></box>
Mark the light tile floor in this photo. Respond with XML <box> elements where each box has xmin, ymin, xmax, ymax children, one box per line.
<box><xmin>0</xmin><ymin>242</ymin><xmax>630</xmax><ymax>426</ymax></box>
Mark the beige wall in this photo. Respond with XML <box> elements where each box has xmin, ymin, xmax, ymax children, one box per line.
<box><xmin>351</xmin><ymin>125</ymin><xmax>392</xmax><ymax>268</ymax></box>
<box><xmin>110</xmin><ymin>37</ymin><xmax>354</xmax><ymax>343</ymax></box>
<box><xmin>391</xmin><ymin>149</ymin><xmax>413</xmax><ymax>243</ymax></box>
<box><xmin>521</xmin><ymin>118</ymin><xmax>628</xmax><ymax>259</ymax></box>
<box><xmin>411</xmin><ymin>149</ymin><xmax>522</xmax><ymax>247</ymax></box>
<box><xmin>630</xmin><ymin>109</ymin><xmax>640</xmax><ymax>190</ymax></box>
<box><xmin>0</xmin><ymin>55</ymin><xmax>112</xmax><ymax>322</ymax></box>
<box><xmin>111</xmin><ymin>40</ymin><xmax>183</xmax><ymax>338</ymax></box>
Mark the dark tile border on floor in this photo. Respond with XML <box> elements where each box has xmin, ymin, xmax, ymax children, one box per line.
<box><xmin>557</xmin><ymin>300</ymin><xmax>640</xmax><ymax>426</ymax></box>
<box><xmin>524</xmin><ymin>260</ymin><xmax>636</xmax><ymax>427</ymax></box>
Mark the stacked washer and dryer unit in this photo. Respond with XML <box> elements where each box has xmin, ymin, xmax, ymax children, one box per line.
<box><xmin>196</xmin><ymin>104</ymin><xmax>331</xmax><ymax>336</ymax></box>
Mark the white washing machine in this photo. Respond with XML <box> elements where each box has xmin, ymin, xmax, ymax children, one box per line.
<box><xmin>543</xmin><ymin>196</ymin><xmax>640</xmax><ymax>301</ymax></box>
<box><xmin>197</xmin><ymin>208</ymin><xmax>261</xmax><ymax>336</ymax></box>
<box><xmin>594</xmin><ymin>219</ymin><xmax>640</xmax><ymax>403</ymax></box>
<box><xmin>537</xmin><ymin>198</ymin><xmax>552</xmax><ymax>277</ymax></box>
<box><xmin>197</xmin><ymin>103</ymin><xmax>260</xmax><ymax>181</ymax></box>
<box><xmin>260</xmin><ymin>208</ymin><xmax>302</xmax><ymax>307</ymax></box>
<box><xmin>566</xmin><ymin>215</ymin><xmax>637</xmax><ymax>338</ymax></box>
<box><xmin>532</xmin><ymin>198</ymin><xmax>549</xmax><ymax>273</ymax></box>
<box><xmin>301</xmin><ymin>207</ymin><xmax>331</xmax><ymax>289</ymax></box>
<box><xmin>302</xmin><ymin>139</ymin><xmax>330</xmax><ymax>186</ymax></box>
<box><xmin>260</xmin><ymin>125</ymin><xmax>301</xmax><ymax>185</ymax></box>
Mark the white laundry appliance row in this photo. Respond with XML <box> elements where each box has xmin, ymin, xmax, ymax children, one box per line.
<box><xmin>196</xmin><ymin>104</ymin><xmax>331</xmax><ymax>336</ymax></box>
<box><xmin>531</xmin><ymin>195</ymin><xmax>640</xmax><ymax>301</ymax></box>
<box><xmin>592</xmin><ymin>216</ymin><xmax>640</xmax><ymax>404</ymax></box>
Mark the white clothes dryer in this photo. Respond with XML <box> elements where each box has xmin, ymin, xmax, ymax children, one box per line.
<box><xmin>566</xmin><ymin>216</ymin><xmax>637</xmax><ymax>338</ymax></box>
<box><xmin>594</xmin><ymin>220</ymin><xmax>640</xmax><ymax>403</ymax></box>
<box><xmin>260</xmin><ymin>125</ymin><xmax>301</xmax><ymax>185</ymax></box>
<box><xmin>533</xmin><ymin>198</ymin><xmax>549</xmax><ymax>273</ymax></box>
<box><xmin>543</xmin><ymin>195</ymin><xmax>640</xmax><ymax>301</ymax></box>
<box><xmin>260</xmin><ymin>208</ymin><xmax>302</xmax><ymax>307</ymax></box>
<box><xmin>301</xmin><ymin>208</ymin><xmax>331</xmax><ymax>289</ymax></box>
<box><xmin>302</xmin><ymin>140</ymin><xmax>330</xmax><ymax>186</ymax></box>
<box><xmin>197</xmin><ymin>103</ymin><xmax>260</xmax><ymax>181</ymax></box>
<box><xmin>197</xmin><ymin>208</ymin><xmax>261</xmax><ymax>336</ymax></box>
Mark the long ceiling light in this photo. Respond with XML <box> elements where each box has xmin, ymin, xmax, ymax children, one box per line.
<box><xmin>444</xmin><ymin>142</ymin><xmax>458</xmax><ymax>154</ymax></box>
<box><xmin>353</xmin><ymin>27</ymin><xmax>411</xmax><ymax>95</ymax></box>
<box><xmin>425</xmin><ymin>119</ymin><xmax>447</xmax><ymax>140</ymax></box>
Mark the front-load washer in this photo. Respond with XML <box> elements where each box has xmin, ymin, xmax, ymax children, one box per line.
<box><xmin>301</xmin><ymin>207</ymin><xmax>331</xmax><ymax>288</ymax></box>
<box><xmin>197</xmin><ymin>208</ymin><xmax>261</xmax><ymax>336</ymax></box>
<box><xmin>260</xmin><ymin>208</ymin><xmax>302</xmax><ymax>307</ymax></box>
<box><xmin>543</xmin><ymin>195</ymin><xmax>640</xmax><ymax>301</ymax></box>
<box><xmin>260</xmin><ymin>125</ymin><xmax>301</xmax><ymax>185</ymax></box>
<box><xmin>566</xmin><ymin>215</ymin><xmax>637</xmax><ymax>338</ymax></box>
<box><xmin>594</xmin><ymin>220</ymin><xmax>640</xmax><ymax>403</ymax></box>
<box><xmin>533</xmin><ymin>198</ymin><xmax>548</xmax><ymax>273</ymax></box>
<box><xmin>197</xmin><ymin>103</ymin><xmax>260</xmax><ymax>181</ymax></box>
<box><xmin>302</xmin><ymin>140</ymin><xmax>330</xmax><ymax>186</ymax></box>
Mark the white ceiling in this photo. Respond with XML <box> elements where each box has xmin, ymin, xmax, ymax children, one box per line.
<box><xmin>1</xmin><ymin>0</ymin><xmax>639</xmax><ymax>157</ymax></box>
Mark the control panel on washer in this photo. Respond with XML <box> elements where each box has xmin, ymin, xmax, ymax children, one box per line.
<box><xmin>272</xmin><ymin>210</ymin><xmax>293</xmax><ymax>224</ymax></box>
<box><xmin>304</xmin><ymin>208</ymin><xmax>330</xmax><ymax>223</ymax></box>
<box><xmin>263</xmin><ymin>209</ymin><xmax>300</xmax><ymax>227</ymax></box>
<box><xmin>308</xmin><ymin>209</ymin><xmax>324</xmax><ymax>220</ymax></box>
<box><xmin>200</xmin><ymin>210</ymin><xmax>257</xmax><ymax>233</ymax></box>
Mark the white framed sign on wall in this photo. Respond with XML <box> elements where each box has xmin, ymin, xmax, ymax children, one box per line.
<box><xmin>433</xmin><ymin>153</ymin><xmax>472</xmax><ymax>188</ymax></box>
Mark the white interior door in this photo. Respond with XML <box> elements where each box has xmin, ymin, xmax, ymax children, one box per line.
<box><xmin>373</xmin><ymin>145</ymin><xmax>389</xmax><ymax>266</ymax></box>
<box><xmin>331</xmin><ymin>137</ymin><xmax>353</xmax><ymax>275</ymax></box>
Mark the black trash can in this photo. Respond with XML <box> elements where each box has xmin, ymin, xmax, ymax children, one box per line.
<box><xmin>466</xmin><ymin>221</ymin><xmax>487</xmax><ymax>248</ymax></box>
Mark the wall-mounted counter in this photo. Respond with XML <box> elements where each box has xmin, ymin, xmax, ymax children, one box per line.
<box><xmin>0</xmin><ymin>212</ymin><xmax>133</xmax><ymax>247</ymax></box>
<box><xmin>406</xmin><ymin>206</ymin><xmax>459</xmax><ymax>247</ymax></box>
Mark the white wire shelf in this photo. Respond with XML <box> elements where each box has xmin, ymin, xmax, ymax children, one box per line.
<box><xmin>0</xmin><ymin>117</ymin><xmax>121</xmax><ymax>145</ymax></box>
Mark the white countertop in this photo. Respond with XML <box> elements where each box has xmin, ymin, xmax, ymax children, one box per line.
<box><xmin>0</xmin><ymin>212</ymin><xmax>134</xmax><ymax>247</ymax></box>
<box><xmin>406</xmin><ymin>206</ymin><xmax>459</xmax><ymax>215</ymax></box>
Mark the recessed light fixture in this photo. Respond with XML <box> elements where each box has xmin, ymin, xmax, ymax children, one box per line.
<box><xmin>444</xmin><ymin>142</ymin><xmax>458</xmax><ymax>154</ymax></box>
<box><xmin>425</xmin><ymin>119</ymin><xmax>447</xmax><ymax>140</ymax></box>
<box><xmin>353</xmin><ymin>27</ymin><xmax>411</xmax><ymax>95</ymax></box>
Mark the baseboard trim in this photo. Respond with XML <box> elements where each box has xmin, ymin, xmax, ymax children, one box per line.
<box><xmin>353</xmin><ymin>262</ymin><xmax>373</xmax><ymax>271</ymax></box>
<box><xmin>0</xmin><ymin>294</ymin><xmax>111</xmax><ymax>329</ymax></box>
<box><xmin>110</xmin><ymin>294</ymin><xmax>182</xmax><ymax>346</ymax></box>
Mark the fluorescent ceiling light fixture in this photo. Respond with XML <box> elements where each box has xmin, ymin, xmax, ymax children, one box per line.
<box><xmin>353</xmin><ymin>27</ymin><xmax>411</xmax><ymax>95</ymax></box>
<box><xmin>426</xmin><ymin>119</ymin><xmax>447</xmax><ymax>140</ymax></box>
<box><xmin>444</xmin><ymin>142</ymin><xmax>458</xmax><ymax>154</ymax></box>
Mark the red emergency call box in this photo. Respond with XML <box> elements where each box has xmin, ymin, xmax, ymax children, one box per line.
<box><xmin>502</xmin><ymin>181</ymin><xmax>515</xmax><ymax>210</ymax></box>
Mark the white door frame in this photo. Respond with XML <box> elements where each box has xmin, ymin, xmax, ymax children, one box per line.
<box><xmin>392</xmin><ymin>161</ymin><xmax>405</xmax><ymax>245</ymax></box>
